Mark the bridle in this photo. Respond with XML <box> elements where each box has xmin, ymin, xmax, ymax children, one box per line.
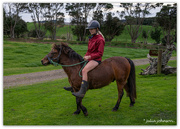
<box><xmin>45</xmin><ymin>47</ymin><xmax>88</xmax><ymax>77</ymax></box>
<box><xmin>46</xmin><ymin>47</ymin><xmax>87</xmax><ymax>67</ymax></box>
<box><xmin>46</xmin><ymin>48</ymin><xmax>62</xmax><ymax>64</ymax></box>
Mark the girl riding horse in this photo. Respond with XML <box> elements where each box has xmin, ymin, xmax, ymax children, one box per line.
<box><xmin>41</xmin><ymin>20</ymin><xmax>136</xmax><ymax>116</ymax></box>
<box><xmin>72</xmin><ymin>20</ymin><xmax>105</xmax><ymax>98</ymax></box>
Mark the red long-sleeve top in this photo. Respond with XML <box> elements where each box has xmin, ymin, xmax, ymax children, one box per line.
<box><xmin>85</xmin><ymin>34</ymin><xmax>105</xmax><ymax>61</ymax></box>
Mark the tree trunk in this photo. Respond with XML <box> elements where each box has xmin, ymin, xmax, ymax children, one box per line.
<box><xmin>131</xmin><ymin>37</ymin><xmax>136</xmax><ymax>43</ymax></box>
<box><xmin>140</xmin><ymin>44</ymin><xmax>176</xmax><ymax>75</ymax></box>
<box><xmin>12</xmin><ymin>29</ymin><xmax>15</xmax><ymax>38</ymax></box>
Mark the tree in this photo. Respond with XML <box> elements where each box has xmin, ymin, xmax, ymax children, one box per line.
<box><xmin>102</xmin><ymin>12</ymin><xmax>125</xmax><ymax>42</ymax></box>
<box><xmin>119</xmin><ymin>3</ymin><xmax>162</xmax><ymax>43</ymax></box>
<box><xmin>14</xmin><ymin>18</ymin><xmax>28</xmax><ymax>38</ymax></box>
<box><xmin>43</xmin><ymin>3</ymin><xmax>64</xmax><ymax>40</ymax></box>
<box><xmin>156</xmin><ymin>3</ymin><xmax>177</xmax><ymax>45</ymax></box>
<box><xmin>66</xmin><ymin>3</ymin><xmax>96</xmax><ymax>41</ymax></box>
<box><xmin>150</xmin><ymin>27</ymin><xmax>162</xmax><ymax>44</ymax></box>
<box><xmin>140</xmin><ymin>3</ymin><xmax>177</xmax><ymax>75</ymax></box>
<box><xmin>3</xmin><ymin>8</ymin><xmax>10</xmax><ymax>37</ymax></box>
<box><xmin>93</xmin><ymin>3</ymin><xmax>113</xmax><ymax>25</ymax></box>
<box><xmin>3</xmin><ymin>7</ymin><xmax>28</xmax><ymax>38</ymax></box>
<box><xmin>3</xmin><ymin>3</ymin><xmax>26</xmax><ymax>38</ymax></box>
<box><xmin>27</xmin><ymin>3</ymin><xmax>47</xmax><ymax>39</ymax></box>
<box><xmin>93</xmin><ymin>3</ymin><xmax>123</xmax><ymax>42</ymax></box>
<box><xmin>142</xmin><ymin>30</ymin><xmax>148</xmax><ymax>44</ymax></box>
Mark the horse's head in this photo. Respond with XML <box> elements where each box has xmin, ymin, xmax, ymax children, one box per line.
<box><xmin>41</xmin><ymin>43</ymin><xmax>77</xmax><ymax>66</ymax></box>
<box><xmin>41</xmin><ymin>43</ymin><xmax>83</xmax><ymax>66</ymax></box>
<box><xmin>41</xmin><ymin>43</ymin><xmax>61</xmax><ymax>66</ymax></box>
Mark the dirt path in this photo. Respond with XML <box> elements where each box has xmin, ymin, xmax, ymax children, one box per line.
<box><xmin>3</xmin><ymin>57</ymin><xmax>176</xmax><ymax>88</ymax></box>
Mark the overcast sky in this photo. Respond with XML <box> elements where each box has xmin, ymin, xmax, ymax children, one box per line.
<box><xmin>16</xmin><ymin>3</ymin><xmax>166</xmax><ymax>23</ymax></box>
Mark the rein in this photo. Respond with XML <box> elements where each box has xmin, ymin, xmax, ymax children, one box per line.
<box><xmin>47</xmin><ymin>50</ymin><xmax>88</xmax><ymax>77</ymax></box>
<box><xmin>50</xmin><ymin>59</ymin><xmax>87</xmax><ymax>67</ymax></box>
<box><xmin>50</xmin><ymin>60</ymin><xmax>88</xmax><ymax>78</ymax></box>
<box><xmin>46</xmin><ymin>48</ymin><xmax>88</xmax><ymax>77</ymax></box>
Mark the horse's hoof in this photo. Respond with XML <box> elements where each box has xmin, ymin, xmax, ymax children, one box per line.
<box><xmin>73</xmin><ymin>110</ymin><xmax>81</xmax><ymax>115</ymax></box>
<box><xmin>129</xmin><ymin>104</ymin><xmax>133</xmax><ymax>107</ymax></box>
<box><xmin>129</xmin><ymin>102</ymin><xmax>135</xmax><ymax>107</ymax></box>
<box><xmin>73</xmin><ymin>112</ymin><xmax>79</xmax><ymax>115</ymax></box>
<box><xmin>84</xmin><ymin>112</ymin><xmax>88</xmax><ymax>116</ymax></box>
<box><xmin>112</xmin><ymin>108</ymin><xmax>118</xmax><ymax>112</ymax></box>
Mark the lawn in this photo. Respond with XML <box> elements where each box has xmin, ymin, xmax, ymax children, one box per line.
<box><xmin>3</xmin><ymin>60</ymin><xmax>177</xmax><ymax>125</ymax></box>
<box><xmin>4</xmin><ymin>40</ymin><xmax>151</xmax><ymax>76</ymax></box>
<box><xmin>3</xmin><ymin>40</ymin><xmax>60</xmax><ymax>76</ymax></box>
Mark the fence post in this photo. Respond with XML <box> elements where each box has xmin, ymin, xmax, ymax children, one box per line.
<box><xmin>157</xmin><ymin>50</ymin><xmax>163</xmax><ymax>74</ymax></box>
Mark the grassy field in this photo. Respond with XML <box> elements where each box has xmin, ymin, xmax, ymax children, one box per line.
<box><xmin>4</xmin><ymin>40</ymin><xmax>152</xmax><ymax>76</ymax></box>
<box><xmin>3</xmin><ymin>60</ymin><xmax>177</xmax><ymax>125</ymax></box>
<box><xmin>3</xmin><ymin>40</ymin><xmax>60</xmax><ymax>76</ymax></box>
<box><xmin>3</xmin><ymin>39</ymin><xmax>177</xmax><ymax>125</ymax></box>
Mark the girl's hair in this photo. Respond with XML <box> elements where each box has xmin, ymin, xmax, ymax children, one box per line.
<box><xmin>98</xmin><ymin>30</ymin><xmax>105</xmax><ymax>40</ymax></box>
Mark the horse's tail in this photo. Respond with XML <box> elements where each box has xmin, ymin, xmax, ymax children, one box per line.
<box><xmin>125</xmin><ymin>57</ymin><xmax>137</xmax><ymax>99</ymax></box>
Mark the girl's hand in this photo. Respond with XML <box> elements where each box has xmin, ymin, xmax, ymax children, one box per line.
<box><xmin>84</xmin><ymin>56</ymin><xmax>91</xmax><ymax>61</ymax></box>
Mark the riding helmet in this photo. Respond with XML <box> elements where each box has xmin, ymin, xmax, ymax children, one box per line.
<box><xmin>86</xmin><ymin>20</ymin><xmax>100</xmax><ymax>29</ymax></box>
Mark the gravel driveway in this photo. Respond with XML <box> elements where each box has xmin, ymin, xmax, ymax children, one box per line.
<box><xmin>3</xmin><ymin>57</ymin><xmax>176</xmax><ymax>88</ymax></box>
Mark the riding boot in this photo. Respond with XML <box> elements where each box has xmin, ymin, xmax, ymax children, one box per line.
<box><xmin>64</xmin><ymin>86</ymin><xmax>73</xmax><ymax>92</ymax></box>
<box><xmin>72</xmin><ymin>80</ymin><xmax>88</xmax><ymax>98</ymax></box>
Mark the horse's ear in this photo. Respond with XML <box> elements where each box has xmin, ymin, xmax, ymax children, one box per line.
<box><xmin>60</xmin><ymin>42</ymin><xmax>69</xmax><ymax>47</ymax></box>
<box><xmin>52</xmin><ymin>43</ymin><xmax>58</xmax><ymax>49</ymax></box>
<box><xmin>60</xmin><ymin>42</ymin><xmax>70</xmax><ymax>54</ymax></box>
<box><xmin>62</xmin><ymin>46</ymin><xmax>70</xmax><ymax>54</ymax></box>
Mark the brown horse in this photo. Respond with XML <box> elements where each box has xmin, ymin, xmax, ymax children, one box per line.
<box><xmin>41</xmin><ymin>43</ymin><xmax>136</xmax><ymax>116</ymax></box>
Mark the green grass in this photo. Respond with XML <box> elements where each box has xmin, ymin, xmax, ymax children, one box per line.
<box><xmin>4</xmin><ymin>40</ymin><xmax>151</xmax><ymax>76</ymax></box>
<box><xmin>3</xmin><ymin>60</ymin><xmax>177</xmax><ymax>125</ymax></box>
<box><xmin>3</xmin><ymin>40</ymin><xmax>61</xmax><ymax>76</ymax></box>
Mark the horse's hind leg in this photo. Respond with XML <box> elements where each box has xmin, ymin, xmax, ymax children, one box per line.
<box><xmin>112</xmin><ymin>81</ymin><xmax>125</xmax><ymax>111</ymax></box>
<box><xmin>124</xmin><ymin>84</ymin><xmax>135</xmax><ymax>107</ymax></box>
<box><xmin>129</xmin><ymin>97</ymin><xmax>135</xmax><ymax>107</ymax></box>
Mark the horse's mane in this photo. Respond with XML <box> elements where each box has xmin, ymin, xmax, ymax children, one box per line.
<box><xmin>52</xmin><ymin>43</ymin><xmax>84</xmax><ymax>62</ymax></box>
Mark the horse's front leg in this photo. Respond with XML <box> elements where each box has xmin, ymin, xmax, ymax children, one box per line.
<box><xmin>80</xmin><ymin>97</ymin><xmax>88</xmax><ymax>116</ymax></box>
<box><xmin>74</xmin><ymin>97</ymin><xmax>88</xmax><ymax>116</ymax></box>
<box><xmin>73</xmin><ymin>97</ymin><xmax>81</xmax><ymax>115</ymax></box>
